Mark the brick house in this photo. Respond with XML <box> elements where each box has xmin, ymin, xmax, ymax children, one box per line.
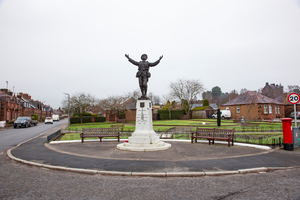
<box><xmin>0</xmin><ymin>96</ymin><xmax>6</xmax><ymax>121</ymax></box>
<box><xmin>105</xmin><ymin>97</ymin><xmax>138</xmax><ymax>122</ymax></box>
<box><xmin>219</xmin><ymin>91</ymin><xmax>284</xmax><ymax>121</ymax></box>
<box><xmin>0</xmin><ymin>90</ymin><xmax>23</xmax><ymax>121</ymax></box>
<box><xmin>0</xmin><ymin>89</ymin><xmax>51</xmax><ymax>122</ymax></box>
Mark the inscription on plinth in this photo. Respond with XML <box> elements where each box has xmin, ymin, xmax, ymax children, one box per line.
<box><xmin>129</xmin><ymin>99</ymin><xmax>159</xmax><ymax>144</ymax></box>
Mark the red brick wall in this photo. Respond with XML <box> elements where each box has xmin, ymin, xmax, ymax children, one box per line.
<box><xmin>124</xmin><ymin>110</ymin><xmax>136</xmax><ymax>121</ymax></box>
<box><xmin>220</xmin><ymin>104</ymin><xmax>284</xmax><ymax>120</ymax></box>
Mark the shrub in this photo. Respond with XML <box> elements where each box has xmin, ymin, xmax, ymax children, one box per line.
<box><xmin>70</xmin><ymin>116</ymin><xmax>106</xmax><ymax>124</ymax></box>
<box><xmin>203</xmin><ymin>99</ymin><xmax>209</xmax><ymax>106</ymax></box>
<box><xmin>157</xmin><ymin>110</ymin><xmax>184</xmax><ymax>120</ymax></box>
<box><xmin>82</xmin><ymin>112</ymin><xmax>92</xmax><ymax>116</ymax></box>
<box><xmin>192</xmin><ymin>106</ymin><xmax>208</xmax><ymax>111</ymax></box>
<box><xmin>31</xmin><ymin>114</ymin><xmax>39</xmax><ymax>120</ymax></box>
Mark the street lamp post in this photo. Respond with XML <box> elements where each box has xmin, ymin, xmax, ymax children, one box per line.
<box><xmin>64</xmin><ymin>93</ymin><xmax>70</xmax><ymax>126</ymax></box>
<box><xmin>40</xmin><ymin>101</ymin><xmax>45</xmax><ymax>122</ymax></box>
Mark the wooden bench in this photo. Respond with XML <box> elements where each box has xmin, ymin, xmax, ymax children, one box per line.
<box><xmin>80</xmin><ymin>128</ymin><xmax>120</xmax><ymax>143</ymax></box>
<box><xmin>191</xmin><ymin>128</ymin><xmax>234</xmax><ymax>147</ymax></box>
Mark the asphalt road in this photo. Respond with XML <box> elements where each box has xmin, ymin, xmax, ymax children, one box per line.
<box><xmin>1</xmin><ymin>120</ymin><xmax>300</xmax><ymax>199</ymax></box>
<box><xmin>0</xmin><ymin>119</ymin><xmax>67</xmax><ymax>152</ymax></box>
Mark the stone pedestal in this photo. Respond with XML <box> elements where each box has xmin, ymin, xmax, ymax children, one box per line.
<box><xmin>117</xmin><ymin>100</ymin><xmax>171</xmax><ymax>151</ymax></box>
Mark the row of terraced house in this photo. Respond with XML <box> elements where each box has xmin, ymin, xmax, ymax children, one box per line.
<box><xmin>0</xmin><ymin>89</ymin><xmax>53</xmax><ymax>122</ymax></box>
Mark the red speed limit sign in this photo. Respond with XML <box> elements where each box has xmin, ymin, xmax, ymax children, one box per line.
<box><xmin>288</xmin><ymin>93</ymin><xmax>300</xmax><ymax>104</ymax></box>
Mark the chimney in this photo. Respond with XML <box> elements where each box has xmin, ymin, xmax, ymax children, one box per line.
<box><xmin>23</xmin><ymin>93</ymin><xmax>29</xmax><ymax>99</ymax></box>
<box><xmin>266</xmin><ymin>82</ymin><xmax>269</xmax><ymax>86</ymax></box>
<box><xmin>283</xmin><ymin>93</ymin><xmax>288</xmax><ymax>104</ymax></box>
<box><xmin>28</xmin><ymin>95</ymin><xmax>31</xmax><ymax>100</ymax></box>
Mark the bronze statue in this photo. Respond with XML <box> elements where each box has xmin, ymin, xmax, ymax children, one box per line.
<box><xmin>125</xmin><ymin>54</ymin><xmax>163</xmax><ymax>100</ymax></box>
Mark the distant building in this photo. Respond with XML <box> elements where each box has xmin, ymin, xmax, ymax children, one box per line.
<box><xmin>219</xmin><ymin>91</ymin><xmax>284</xmax><ymax>121</ymax></box>
<box><xmin>0</xmin><ymin>89</ymin><xmax>51</xmax><ymax>123</ymax></box>
<box><xmin>261</xmin><ymin>82</ymin><xmax>283</xmax><ymax>99</ymax></box>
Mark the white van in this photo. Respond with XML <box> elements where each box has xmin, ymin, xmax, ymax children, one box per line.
<box><xmin>52</xmin><ymin>114</ymin><xmax>60</xmax><ymax>121</ymax></box>
<box><xmin>212</xmin><ymin>110</ymin><xmax>231</xmax><ymax>119</ymax></box>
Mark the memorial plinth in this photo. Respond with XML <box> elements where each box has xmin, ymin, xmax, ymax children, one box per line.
<box><xmin>117</xmin><ymin>99</ymin><xmax>171</xmax><ymax>151</ymax></box>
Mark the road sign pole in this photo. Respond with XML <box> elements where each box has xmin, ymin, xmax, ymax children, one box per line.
<box><xmin>294</xmin><ymin>104</ymin><xmax>297</xmax><ymax>127</ymax></box>
<box><xmin>288</xmin><ymin>93</ymin><xmax>300</xmax><ymax>128</ymax></box>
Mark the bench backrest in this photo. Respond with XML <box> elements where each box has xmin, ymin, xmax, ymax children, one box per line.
<box><xmin>82</xmin><ymin>127</ymin><xmax>119</xmax><ymax>135</ymax></box>
<box><xmin>196</xmin><ymin>128</ymin><xmax>234</xmax><ymax>138</ymax></box>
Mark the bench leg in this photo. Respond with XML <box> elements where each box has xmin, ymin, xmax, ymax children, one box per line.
<box><xmin>118</xmin><ymin>136</ymin><xmax>120</xmax><ymax>142</ymax></box>
<box><xmin>228</xmin><ymin>139</ymin><xmax>230</xmax><ymax>147</ymax></box>
<box><xmin>100</xmin><ymin>137</ymin><xmax>102</xmax><ymax>142</ymax></box>
<box><xmin>191</xmin><ymin>136</ymin><xmax>193</xmax><ymax>143</ymax></box>
<box><xmin>81</xmin><ymin>137</ymin><xmax>84</xmax><ymax>143</ymax></box>
<box><xmin>212</xmin><ymin>139</ymin><xmax>214</xmax><ymax>144</ymax></box>
<box><xmin>208</xmin><ymin>139</ymin><xmax>211</xmax><ymax>145</ymax></box>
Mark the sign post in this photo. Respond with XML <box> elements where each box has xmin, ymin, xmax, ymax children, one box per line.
<box><xmin>288</xmin><ymin>93</ymin><xmax>300</xmax><ymax>127</ymax></box>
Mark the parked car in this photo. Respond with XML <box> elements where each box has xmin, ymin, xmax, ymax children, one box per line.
<box><xmin>212</xmin><ymin>110</ymin><xmax>231</xmax><ymax>119</ymax></box>
<box><xmin>31</xmin><ymin>118</ymin><xmax>38</xmax><ymax>126</ymax></box>
<box><xmin>14</xmin><ymin>116</ymin><xmax>32</xmax><ymax>128</ymax></box>
<box><xmin>290</xmin><ymin>112</ymin><xmax>300</xmax><ymax>119</ymax></box>
<box><xmin>44</xmin><ymin>117</ymin><xmax>53</xmax><ymax>124</ymax></box>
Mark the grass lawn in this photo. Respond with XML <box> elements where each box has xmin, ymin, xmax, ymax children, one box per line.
<box><xmin>60</xmin><ymin>120</ymin><xmax>285</xmax><ymax>145</ymax></box>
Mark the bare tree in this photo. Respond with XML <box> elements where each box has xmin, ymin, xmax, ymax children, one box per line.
<box><xmin>97</xmin><ymin>92</ymin><xmax>138</xmax><ymax>120</ymax></box>
<box><xmin>288</xmin><ymin>85</ymin><xmax>300</xmax><ymax>95</ymax></box>
<box><xmin>240</xmin><ymin>88</ymin><xmax>248</xmax><ymax>94</ymax></box>
<box><xmin>62</xmin><ymin>92</ymin><xmax>95</xmax><ymax>123</ymax></box>
<box><xmin>147</xmin><ymin>92</ymin><xmax>161</xmax><ymax>105</ymax></box>
<box><xmin>169</xmin><ymin>78</ymin><xmax>204</xmax><ymax>118</ymax></box>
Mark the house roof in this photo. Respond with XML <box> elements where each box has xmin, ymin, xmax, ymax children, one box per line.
<box><xmin>274</xmin><ymin>94</ymin><xmax>284</xmax><ymax>103</ymax></box>
<box><xmin>191</xmin><ymin>103</ymin><xmax>218</xmax><ymax>110</ymax></box>
<box><xmin>122</xmin><ymin>97</ymin><xmax>137</xmax><ymax>110</ymax></box>
<box><xmin>222</xmin><ymin>91</ymin><xmax>283</xmax><ymax>106</ymax></box>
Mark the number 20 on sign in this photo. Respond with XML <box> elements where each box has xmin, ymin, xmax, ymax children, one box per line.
<box><xmin>288</xmin><ymin>93</ymin><xmax>300</xmax><ymax>104</ymax></box>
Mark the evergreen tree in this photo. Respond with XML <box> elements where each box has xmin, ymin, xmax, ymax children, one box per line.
<box><xmin>203</xmin><ymin>99</ymin><xmax>209</xmax><ymax>106</ymax></box>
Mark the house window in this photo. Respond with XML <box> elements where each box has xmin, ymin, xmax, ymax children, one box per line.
<box><xmin>226</xmin><ymin>107</ymin><xmax>229</xmax><ymax>110</ymax></box>
<box><xmin>269</xmin><ymin>105</ymin><xmax>272</xmax><ymax>114</ymax></box>
<box><xmin>237</xmin><ymin>106</ymin><xmax>240</xmax><ymax>113</ymax></box>
<box><xmin>275</xmin><ymin>106</ymin><xmax>280</xmax><ymax>114</ymax></box>
<box><xmin>264</xmin><ymin>105</ymin><xmax>268</xmax><ymax>114</ymax></box>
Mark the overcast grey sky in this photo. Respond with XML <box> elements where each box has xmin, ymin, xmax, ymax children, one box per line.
<box><xmin>1</xmin><ymin>0</ymin><xmax>300</xmax><ymax>109</ymax></box>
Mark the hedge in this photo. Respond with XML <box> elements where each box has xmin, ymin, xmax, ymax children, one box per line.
<box><xmin>70</xmin><ymin>116</ymin><xmax>106</xmax><ymax>124</ymax></box>
<box><xmin>157</xmin><ymin>110</ymin><xmax>184</xmax><ymax>120</ymax></box>
<box><xmin>31</xmin><ymin>114</ymin><xmax>39</xmax><ymax>120</ymax></box>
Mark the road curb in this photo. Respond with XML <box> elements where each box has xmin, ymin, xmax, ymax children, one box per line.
<box><xmin>7</xmin><ymin>148</ymin><xmax>298</xmax><ymax>177</ymax></box>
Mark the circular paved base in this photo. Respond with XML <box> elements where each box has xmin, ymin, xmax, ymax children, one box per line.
<box><xmin>116</xmin><ymin>141</ymin><xmax>172</xmax><ymax>151</ymax></box>
<box><xmin>46</xmin><ymin>141</ymin><xmax>270</xmax><ymax>161</ymax></box>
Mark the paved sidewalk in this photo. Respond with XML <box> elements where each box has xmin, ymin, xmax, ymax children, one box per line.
<box><xmin>7</xmin><ymin>125</ymin><xmax>300</xmax><ymax>177</ymax></box>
